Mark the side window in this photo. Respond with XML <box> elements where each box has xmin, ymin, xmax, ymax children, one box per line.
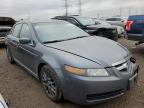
<box><xmin>12</xmin><ymin>24</ymin><xmax>22</xmax><ymax>37</ymax></box>
<box><xmin>20</xmin><ymin>24</ymin><xmax>31</xmax><ymax>39</ymax></box>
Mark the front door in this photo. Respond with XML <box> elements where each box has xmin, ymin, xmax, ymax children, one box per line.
<box><xmin>17</xmin><ymin>24</ymin><xmax>38</xmax><ymax>73</ymax></box>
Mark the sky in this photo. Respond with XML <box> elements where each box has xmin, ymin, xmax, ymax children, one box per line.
<box><xmin>0</xmin><ymin>0</ymin><xmax>144</xmax><ymax>20</ymax></box>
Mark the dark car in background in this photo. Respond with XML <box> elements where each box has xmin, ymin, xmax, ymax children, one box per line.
<box><xmin>0</xmin><ymin>17</ymin><xmax>15</xmax><ymax>44</ymax></box>
<box><xmin>53</xmin><ymin>16</ymin><xmax>118</xmax><ymax>41</ymax></box>
<box><xmin>5</xmin><ymin>19</ymin><xmax>139</xmax><ymax>105</ymax></box>
<box><xmin>126</xmin><ymin>15</ymin><xmax>144</xmax><ymax>45</ymax></box>
<box><xmin>93</xmin><ymin>19</ymin><xmax>126</xmax><ymax>37</ymax></box>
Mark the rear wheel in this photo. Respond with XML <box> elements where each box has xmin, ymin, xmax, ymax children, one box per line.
<box><xmin>6</xmin><ymin>47</ymin><xmax>15</xmax><ymax>64</ymax></box>
<box><xmin>40</xmin><ymin>65</ymin><xmax>62</xmax><ymax>102</ymax></box>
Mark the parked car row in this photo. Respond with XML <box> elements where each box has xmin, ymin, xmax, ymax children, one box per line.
<box><xmin>0</xmin><ymin>16</ymin><xmax>128</xmax><ymax>46</ymax></box>
<box><xmin>53</xmin><ymin>16</ymin><xmax>119</xmax><ymax>41</ymax></box>
<box><xmin>5</xmin><ymin>18</ymin><xmax>139</xmax><ymax>105</ymax></box>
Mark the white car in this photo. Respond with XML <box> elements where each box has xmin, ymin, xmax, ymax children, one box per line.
<box><xmin>0</xmin><ymin>94</ymin><xmax>8</xmax><ymax>108</ymax></box>
<box><xmin>105</xmin><ymin>17</ymin><xmax>128</xmax><ymax>27</ymax></box>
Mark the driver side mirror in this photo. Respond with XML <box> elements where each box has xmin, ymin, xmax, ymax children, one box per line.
<box><xmin>19</xmin><ymin>38</ymin><xmax>31</xmax><ymax>44</ymax></box>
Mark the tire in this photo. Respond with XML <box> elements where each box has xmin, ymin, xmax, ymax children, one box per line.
<box><xmin>6</xmin><ymin>47</ymin><xmax>15</xmax><ymax>64</ymax></box>
<box><xmin>113</xmin><ymin>35</ymin><xmax>118</xmax><ymax>41</ymax></box>
<box><xmin>40</xmin><ymin>65</ymin><xmax>62</xmax><ymax>102</ymax></box>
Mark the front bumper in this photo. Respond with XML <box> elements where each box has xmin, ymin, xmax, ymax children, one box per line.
<box><xmin>62</xmin><ymin>63</ymin><xmax>139</xmax><ymax>105</ymax></box>
<box><xmin>0</xmin><ymin>37</ymin><xmax>5</xmax><ymax>44</ymax></box>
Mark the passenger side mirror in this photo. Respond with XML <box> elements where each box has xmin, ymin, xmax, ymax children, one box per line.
<box><xmin>19</xmin><ymin>38</ymin><xmax>31</xmax><ymax>44</ymax></box>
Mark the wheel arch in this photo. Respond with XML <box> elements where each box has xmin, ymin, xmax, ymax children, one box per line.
<box><xmin>37</xmin><ymin>63</ymin><xmax>47</xmax><ymax>80</ymax></box>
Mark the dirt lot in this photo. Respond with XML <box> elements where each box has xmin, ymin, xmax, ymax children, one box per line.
<box><xmin>0</xmin><ymin>39</ymin><xmax>144</xmax><ymax>108</ymax></box>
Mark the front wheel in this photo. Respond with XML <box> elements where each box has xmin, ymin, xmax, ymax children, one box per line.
<box><xmin>40</xmin><ymin>65</ymin><xmax>62</xmax><ymax>102</ymax></box>
<box><xmin>6</xmin><ymin>47</ymin><xmax>15</xmax><ymax>64</ymax></box>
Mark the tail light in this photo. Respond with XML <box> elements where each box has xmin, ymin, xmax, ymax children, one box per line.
<box><xmin>126</xmin><ymin>20</ymin><xmax>134</xmax><ymax>31</ymax></box>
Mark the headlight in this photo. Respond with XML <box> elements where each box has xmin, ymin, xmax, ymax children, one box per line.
<box><xmin>86</xmin><ymin>69</ymin><xmax>109</xmax><ymax>76</ymax></box>
<box><xmin>65</xmin><ymin>65</ymin><xmax>109</xmax><ymax>77</ymax></box>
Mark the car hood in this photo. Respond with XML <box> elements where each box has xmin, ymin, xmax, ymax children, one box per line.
<box><xmin>46</xmin><ymin>36</ymin><xmax>129</xmax><ymax>67</ymax></box>
<box><xmin>87</xmin><ymin>24</ymin><xmax>115</xmax><ymax>29</ymax></box>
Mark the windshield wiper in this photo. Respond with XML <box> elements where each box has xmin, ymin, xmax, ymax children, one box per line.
<box><xmin>43</xmin><ymin>40</ymin><xmax>64</xmax><ymax>44</ymax></box>
<box><xmin>43</xmin><ymin>36</ymin><xmax>88</xmax><ymax>44</ymax></box>
<box><xmin>68</xmin><ymin>36</ymin><xmax>88</xmax><ymax>40</ymax></box>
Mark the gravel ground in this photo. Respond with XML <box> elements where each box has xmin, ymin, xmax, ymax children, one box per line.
<box><xmin>0</xmin><ymin>39</ymin><xmax>144</xmax><ymax>108</ymax></box>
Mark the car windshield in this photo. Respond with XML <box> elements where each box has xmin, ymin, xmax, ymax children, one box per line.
<box><xmin>77</xmin><ymin>17</ymin><xmax>96</xmax><ymax>26</ymax></box>
<box><xmin>33</xmin><ymin>22</ymin><xmax>89</xmax><ymax>43</ymax></box>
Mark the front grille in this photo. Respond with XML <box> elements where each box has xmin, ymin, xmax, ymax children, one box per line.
<box><xmin>87</xmin><ymin>89</ymin><xmax>124</xmax><ymax>101</ymax></box>
<box><xmin>105</xmin><ymin>29</ymin><xmax>116</xmax><ymax>37</ymax></box>
<box><xmin>0</xmin><ymin>30</ymin><xmax>10</xmax><ymax>37</ymax></box>
<box><xmin>97</xmin><ymin>29</ymin><xmax>117</xmax><ymax>40</ymax></box>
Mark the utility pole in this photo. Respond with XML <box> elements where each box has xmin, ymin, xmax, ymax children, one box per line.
<box><xmin>65</xmin><ymin>0</ymin><xmax>68</xmax><ymax>16</ymax></box>
<box><xmin>119</xmin><ymin>8</ymin><xmax>122</xmax><ymax>17</ymax></box>
<box><xmin>97</xmin><ymin>13</ymin><xmax>100</xmax><ymax>19</ymax></box>
<box><xmin>78</xmin><ymin>0</ymin><xmax>82</xmax><ymax>15</ymax></box>
<box><xmin>128</xmin><ymin>7</ymin><xmax>131</xmax><ymax>16</ymax></box>
<box><xmin>135</xmin><ymin>9</ymin><xmax>138</xmax><ymax>15</ymax></box>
